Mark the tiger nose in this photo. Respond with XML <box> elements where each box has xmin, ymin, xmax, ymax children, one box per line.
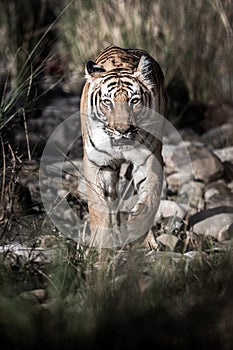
<box><xmin>115</xmin><ymin>123</ymin><xmax>136</xmax><ymax>135</ymax></box>
<box><xmin>114</xmin><ymin>123</ymin><xmax>131</xmax><ymax>133</ymax></box>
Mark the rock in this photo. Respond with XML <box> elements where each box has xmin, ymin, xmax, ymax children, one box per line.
<box><xmin>155</xmin><ymin>200</ymin><xmax>186</xmax><ymax>220</ymax></box>
<box><xmin>228</xmin><ymin>181</ymin><xmax>233</xmax><ymax>192</ymax></box>
<box><xmin>144</xmin><ymin>250</ymin><xmax>183</xmax><ymax>266</ymax></box>
<box><xmin>167</xmin><ymin>172</ymin><xmax>193</xmax><ymax>189</ymax></box>
<box><xmin>204</xmin><ymin>180</ymin><xmax>233</xmax><ymax>209</ymax></box>
<box><xmin>204</xmin><ymin>180</ymin><xmax>230</xmax><ymax>199</ymax></box>
<box><xmin>0</xmin><ymin>244</ymin><xmax>57</xmax><ymax>264</ymax></box>
<box><xmin>46</xmin><ymin>159</ymin><xmax>88</xmax><ymax>201</ymax></box>
<box><xmin>162</xmin><ymin>141</ymin><xmax>193</xmax><ymax>176</ymax></box>
<box><xmin>218</xmin><ymin>223</ymin><xmax>233</xmax><ymax>241</ymax></box>
<box><xmin>29</xmin><ymin>289</ymin><xmax>47</xmax><ymax>302</ymax></box>
<box><xmin>179</xmin><ymin>181</ymin><xmax>205</xmax><ymax>211</ymax></box>
<box><xmin>163</xmin><ymin>142</ymin><xmax>224</xmax><ymax>185</ymax></box>
<box><xmin>156</xmin><ymin>233</ymin><xmax>179</xmax><ymax>251</ymax></box>
<box><xmin>162</xmin><ymin>144</ymin><xmax>178</xmax><ymax>175</ymax></box>
<box><xmin>201</xmin><ymin>123</ymin><xmax>233</xmax><ymax>149</ymax></box>
<box><xmin>213</xmin><ymin>146</ymin><xmax>233</xmax><ymax>164</ymax></box>
<box><xmin>18</xmin><ymin>290</ymin><xmax>47</xmax><ymax>305</ymax></box>
<box><xmin>184</xmin><ymin>251</ymin><xmax>207</xmax><ymax>260</ymax></box>
<box><xmin>43</xmin><ymin>159</ymin><xmax>83</xmax><ymax>177</ymax></box>
<box><xmin>57</xmin><ymin>189</ymin><xmax>69</xmax><ymax>198</ymax></box>
<box><xmin>18</xmin><ymin>291</ymin><xmax>40</xmax><ymax>305</ymax></box>
<box><xmin>187</xmin><ymin>144</ymin><xmax>224</xmax><ymax>184</ymax></box>
<box><xmin>205</xmin><ymin>194</ymin><xmax>233</xmax><ymax>209</ymax></box>
<box><xmin>178</xmin><ymin>128</ymin><xmax>202</xmax><ymax>143</ymax></box>
<box><xmin>188</xmin><ymin>207</ymin><xmax>233</xmax><ymax>241</ymax></box>
<box><xmin>38</xmin><ymin>235</ymin><xmax>60</xmax><ymax>248</ymax></box>
<box><xmin>142</xmin><ymin>230</ymin><xmax>158</xmax><ymax>250</ymax></box>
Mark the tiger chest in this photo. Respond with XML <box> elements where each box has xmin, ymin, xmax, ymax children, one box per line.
<box><xmin>85</xmin><ymin>126</ymin><xmax>152</xmax><ymax>168</ymax></box>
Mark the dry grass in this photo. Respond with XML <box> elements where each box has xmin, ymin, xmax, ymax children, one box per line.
<box><xmin>0</xmin><ymin>245</ymin><xmax>233</xmax><ymax>349</ymax></box>
<box><xmin>59</xmin><ymin>0</ymin><xmax>233</xmax><ymax>102</ymax></box>
<box><xmin>0</xmin><ymin>0</ymin><xmax>232</xmax><ymax>102</ymax></box>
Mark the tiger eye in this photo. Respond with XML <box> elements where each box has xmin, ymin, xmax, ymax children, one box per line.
<box><xmin>102</xmin><ymin>98</ymin><xmax>113</xmax><ymax>107</ymax></box>
<box><xmin>130</xmin><ymin>97</ymin><xmax>141</xmax><ymax>104</ymax></box>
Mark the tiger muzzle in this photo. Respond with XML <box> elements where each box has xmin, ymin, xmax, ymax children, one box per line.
<box><xmin>106</xmin><ymin>124</ymin><xmax>138</xmax><ymax>140</ymax></box>
<box><xmin>106</xmin><ymin>102</ymin><xmax>138</xmax><ymax>139</ymax></box>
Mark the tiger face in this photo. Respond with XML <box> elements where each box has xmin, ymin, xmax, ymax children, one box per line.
<box><xmin>84</xmin><ymin>56</ymin><xmax>157</xmax><ymax>141</ymax></box>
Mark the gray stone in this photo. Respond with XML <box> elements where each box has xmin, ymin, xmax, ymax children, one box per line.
<box><xmin>19</xmin><ymin>291</ymin><xmax>40</xmax><ymax>305</ymax></box>
<box><xmin>155</xmin><ymin>200</ymin><xmax>186</xmax><ymax>220</ymax></box>
<box><xmin>187</xmin><ymin>144</ymin><xmax>224</xmax><ymax>184</ymax></box>
<box><xmin>204</xmin><ymin>180</ymin><xmax>233</xmax><ymax>208</ymax></box>
<box><xmin>228</xmin><ymin>181</ymin><xmax>233</xmax><ymax>192</ymax></box>
<box><xmin>162</xmin><ymin>144</ymin><xmax>178</xmax><ymax>175</ymax></box>
<box><xmin>163</xmin><ymin>141</ymin><xmax>193</xmax><ymax>175</ymax></box>
<box><xmin>0</xmin><ymin>244</ymin><xmax>57</xmax><ymax>263</ymax></box>
<box><xmin>38</xmin><ymin>235</ymin><xmax>60</xmax><ymax>248</ymax></box>
<box><xmin>29</xmin><ymin>289</ymin><xmax>47</xmax><ymax>302</ymax></box>
<box><xmin>205</xmin><ymin>180</ymin><xmax>230</xmax><ymax>197</ymax></box>
<box><xmin>213</xmin><ymin>146</ymin><xmax>233</xmax><ymax>164</ymax></box>
<box><xmin>184</xmin><ymin>251</ymin><xmax>207</xmax><ymax>260</ymax></box>
<box><xmin>144</xmin><ymin>250</ymin><xmax>183</xmax><ymax>265</ymax></box>
<box><xmin>188</xmin><ymin>208</ymin><xmax>233</xmax><ymax>241</ymax></box>
<box><xmin>201</xmin><ymin>123</ymin><xmax>233</xmax><ymax>149</ymax></box>
<box><xmin>156</xmin><ymin>233</ymin><xmax>179</xmax><ymax>250</ymax></box>
<box><xmin>167</xmin><ymin>172</ymin><xmax>193</xmax><ymax>189</ymax></box>
<box><xmin>19</xmin><ymin>289</ymin><xmax>47</xmax><ymax>304</ymax></box>
<box><xmin>179</xmin><ymin>181</ymin><xmax>205</xmax><ymax>211</ymax></box>
<box><xmin>218</xmin><ymin>223</ymin><xmax>233</xmax><ymax>241</ymax></box>
<box><xmin>163</xmin><ymin>142</ymin><xmax>224</xmax><ymax>185</ymax></box>
<box><xmin>142</xmin><ymin>230</ymin><xmax>158</xmax><ymax>250</ymax></box>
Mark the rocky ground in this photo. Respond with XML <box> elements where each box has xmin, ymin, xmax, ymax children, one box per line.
<box><xmin>0</xmin><ymin>80</ymin><xmax>233</xmax><ymax>349</ymax></box>
<box><xmin>1</xmin><ymin>81</ymin><xmax>233</xmax><ymax>266</ymax></box>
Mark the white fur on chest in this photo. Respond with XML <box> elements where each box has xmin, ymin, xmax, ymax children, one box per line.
<box><xmin>85</xmin><ymin>123</ymin><xmax>152</xmax><ymax>167</ymax></box>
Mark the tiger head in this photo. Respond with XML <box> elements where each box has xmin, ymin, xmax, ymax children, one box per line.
<box><xmin>84</xmin><ymin>55</ymin><xmax>164</xmax><ymax>141</ymax></box>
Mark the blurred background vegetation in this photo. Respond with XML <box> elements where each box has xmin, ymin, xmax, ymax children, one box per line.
<box><xmin>0</xmin><ymin>0</ymin><xmax>232</xmax><ymax>105</ymax></box>
<box><xmin>60</xmin><ymin>0</ymin><xmax>233</xmax><ymax>103</ymax></box>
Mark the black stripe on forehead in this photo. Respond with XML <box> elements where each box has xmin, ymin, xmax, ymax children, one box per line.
<box><xmin>101</xmin><ymin>74</ymin><xmax>137</xmax><ymax>91</ymax></box>
<box><xmin>101</xmin><ymin>71</ymin><xmax>153</xmax><ymax>92</ymax></box>
<box><xmin>101</xmin><ymin>69</ymin><xmax>135</xmax><ymax>80</ymax></box>
<box><xmin>122</xmin><ymin>81</ymin><xmax>135</xmax><ymax>92</ymax></box>
<box><xmin>104</xmin><ymin>81</ymin><xmax>118</xmax><ymax>93</ymax></box>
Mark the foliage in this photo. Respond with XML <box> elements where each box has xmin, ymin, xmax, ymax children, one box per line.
<box><xmin>59</xmin><ymin>0</ymin><xmax>233</xmax><ymax>102</ymax></box>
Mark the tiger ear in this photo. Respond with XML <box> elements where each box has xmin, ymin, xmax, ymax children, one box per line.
<box><xmin>135</xmin><ymin>56</ymin><xmax>154</xmax><ymax>88</ymax></box>
<box><xmin>85</xmin><ymin>61</ymin><xmax>106</xmax><ymax>81</ymax></box>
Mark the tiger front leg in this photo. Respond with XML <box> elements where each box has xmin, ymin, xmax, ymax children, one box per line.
<box><xmin>97</xmin><ymin>166</ymin><xmax>120</xmax><ymax>201</ymax></box>
<box><xmin>84</xmin><ymin>158</ymin><xmax>121</xmax><ymax>247</ymax></box>
<box><xmin>127</xmin><ymin>153</ymin><xmax>163</xmax><ymax>239</ymax></box>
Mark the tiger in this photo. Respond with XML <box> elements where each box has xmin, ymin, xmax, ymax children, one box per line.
<box><xmin>80</xmin><ymin>46</ymin><xmax>167</xmax><ymax>248</ymax></box>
